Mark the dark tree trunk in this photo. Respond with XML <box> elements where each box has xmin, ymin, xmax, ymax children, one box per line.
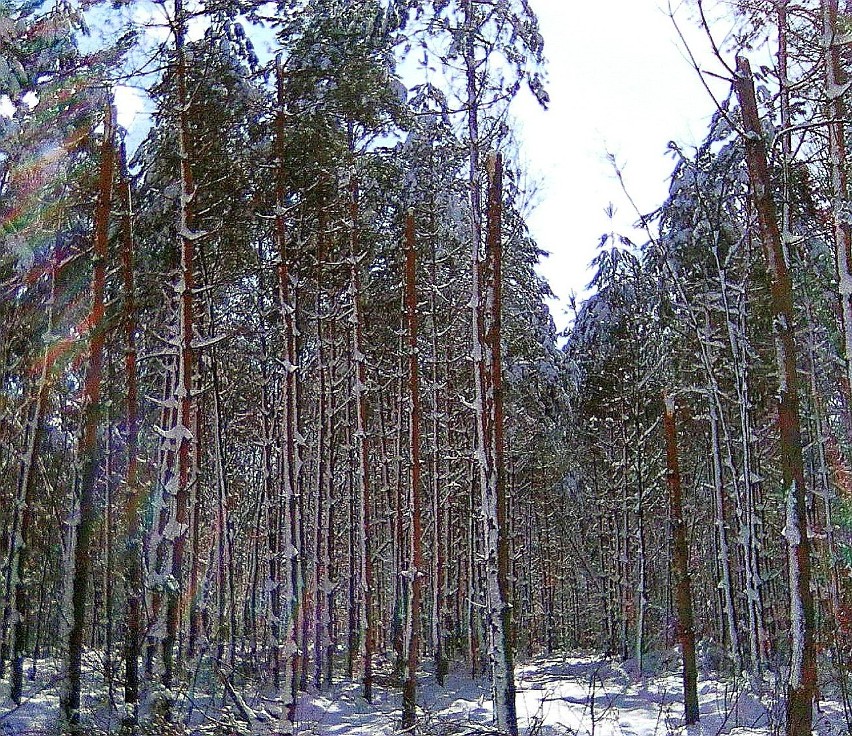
<box><xmin>401</xmin><ymin>211</ymin><xmax>423</xmax><ymax>732</ymax></box>
<box><xmin>8</xmin><ymin>277</ymin><xmax>54</xmax><ymax>706</ymax></box>
<box><xmin>118</xmin><ymin>140</ymin><xmax>143</xmax><ymax>730</ymax></box>
<box><xmin>349</xmin><ymin>177</ymin><xmax>375</xmax><ymax>703</ymax></box>
<box><xmin>274</xmin><ymin>59</ymin><xmax>298</xmax><ymax>733</ymax></box>
<box><xmin>662</xmin><ymin>392</ymin><xmax>698</xmax><ymax>725</ymax></box>
<box><xmin>162</xmin><ymin>0</ymin><xmax>198</xmax><ymax>704</ymax></box>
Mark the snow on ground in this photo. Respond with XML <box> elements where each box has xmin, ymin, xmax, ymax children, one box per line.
<box><xmin>2</xmin><ymin>651</ymin><xmax>852</xmax><ymax>734</ymax></box>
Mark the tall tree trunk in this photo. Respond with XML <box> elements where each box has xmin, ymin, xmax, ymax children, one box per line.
<box><xmin>118</xmin><ymin>140</ymin><xmax>143</xmax><ymax>729</ymax></box>
<box><xmin>473</xmin><ymin>152</ymin><xmax>518</xmax><ymax>735</ymax></box>
<box><xmin>274</xmin><ymin>58</ymin><xmax>298</xmax><ymax>733</ymax></box>
<box><xmin>146</xmin><ymin>362</ymin><xmax>176</xmax><ymax>678</ymax></box>
<box><xmin>259</xmin><ymin>325</ymin><xmax>280</xmax><ymax>682</ymax></box>
<box><xmin>823</xmin><ymin>0</ymin><xmax>852</xmax><ymax>396</ymax></box>
<box><xmin>401</xmin><ymin>211</ymin><xmax>423</xmax><ymax>732</ymax></box>
<box><xmin>804</xmin><ymin>305</ymin><xmax>843</xmax><ymax>632</ymax></box>
<box><xmin>63</xmin><ymin>101</ymin><xmax>116</xmax><ymax>731</ymax></box>
<box><xmin>313</xmin><ymin>203</ymin><xmax>331</xmax><ymax>692</ymax></box>
<box><xmin>348</xmin><ymin>176</ymin><xmax>375</xmax><ymax>703</ymax></box>
<box><xmin>103</xmin><ymin>370</ymin><xmax>116</xmax><ymax>706</ymax></box>
<box><xmin>428</xmin><ymin>212</ymin><xmax>448</xmax><ymax>687</ymax></box>
<box><xmin>734</xmin><ymin>56</ymin><xmax>815</xmax><ymax>736</ymax></box>
<box><xmin>323</xmin><ymin>319</ymin><xmax>337</xmax><ymax>690</ymax></box>
<box><xmin>706</xmin><ymin>376</ymin><xmax>741</xmax><ymax>672</ymax></box>
<box><xmin>391</xmin><ymin>340</ymin><xmax>407</xmax><ymax>683</ymax></box>
<box><xmin>162</xmin><ymin>0</ymin><xmax>198</xmax><ymax>704</ymax></box>
<box><xmin>662</xmin><ymin>392</ymin><xmax>698</xmax><ymax>725</ymax></box>
<box><xmin>633</xmin><ymin>402</ymin><xmax>647</xmax><ymax>675</ymax></box>
<box><xmin>209</xmin><ymin>324</ymin><xmax>235</xmax><ymax>669</ymax></box>
<box><xmin>187</xmin><ymin>333</ymin><xmax>205</xmax><ymax>660</ymax></box>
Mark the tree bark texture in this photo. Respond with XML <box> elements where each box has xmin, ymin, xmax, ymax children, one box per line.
<box><xmin>734</xmin><ymin>55</ymin><xmax>815</xmax><ymax>736</ymax></box>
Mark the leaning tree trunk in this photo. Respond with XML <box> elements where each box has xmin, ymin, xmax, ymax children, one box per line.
<box><xmin>7</xmin><ymin>271</ymin><xmax>56</xmax><ymax>706</ymax></box>
<box><xmin>734</xmin><ymin>55</ymin><xmax>815</xmax><ymax>736</ymax></box>
<box><xmin>63</xmin><ymin>101</ymin><xmax>116</xmax><ymax>731</ymax></box>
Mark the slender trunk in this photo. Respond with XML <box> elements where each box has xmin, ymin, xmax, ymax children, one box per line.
<box><xmin>162</xmin><ymin>0</ymin><xmax>198</xmax><ymax>702</ymax></box>
<box><xmin>401</xmin><ymin>211</ymin><xmax>423</xmax><ymax>732</ymax></box>
<box><xmin>273</xmin><ymin>59</ymin><xmax>298</xmax><ymax>732</ymax></box>
<box><xmin>29</xmin><ymin>556</ymin><xmax>47</xmax><ymax>682</ymax></box>
<box><xmin>707</xmin><ymin>387</ymin><xmax>741</xmax><ymax>671</ymax></box>
<box><xmin>805</xmin><ymin>308</ymin><xmax>842</xmax><ymax>620</ymax></box>
<box><xmin>8</xmin><ymin>275</ymin><xmax>55</xmax><ymax>706</ymax></box>
<box><xmin>346</xmin><ymin>411</ymin><xmax>357</xmax><ymax>682</ymax></box>
<box><xmin>634</xmin><ymin>408</ymin><xmax>647</xmax><ymax>675</ymax></box>
<box><xmin>662</xmin><ymin>392</ymin><xmax>698</xmax><ymax>725</ymax></box>
<box><xmin>313</xmin><ymin>204</ymin><xmax>330</xmax><ymax>691</ymax></box>
<box><xmin>778</xmin><ymin>1</ymin><xmax>793</xmax><ymax>241</ymax></box>
<box><xmin>103</xmin><ymin>386</ymin><xmax>115</xmax><ymax>705</ymax></box>
<box><xmin>391</xmin><ymin>341</ymin><xmax>407</xmax><ymax>682</ymax></box>
<box><xmin>463</xmin><ymin>2</ymin><xmax>484</xmax><ymax>681</ymax></box>
<box><xmin>146</xmin><ymin>364</ymin><xmax>176</xmax><ymax>678</ymax></box>
<box><xmin>823</xmin><ymin>0</ymin><xmax>852</xmax><ymax>395</ymax></box>
<box><xmin>118</xmin><ymin>141</ymin><xmax>143</xmax><ymax>728</ymax></box>
<box><xmin>473</xmin><ymin>153</ymin><xmax>518</xmax><ymax>735</ymax></box>
<box><xmin>63</xmin><ymin>102</ymin><xmax>116</xmax><ymax>731</ymax></box>
<box><xmin>323</xmin><ymin>320</ymin><xmax>336</xmax><ymax>690</ymax></box>
<box><xmin>245</xmin><ymin>474</ymin><xmax>263</xmax><ymax>665</ymax></box>
<box><xmin>348</xmin><ymin>177</ymin><xmax>375</xmax><ymax>703</ymax></box>
<box><xmin>703</xmin><ymin>308</ymin><xmax>742</xmax><ymax>672</ymax></box>
<box><xmin>209</xmin><ymin>332</ymin><xmax>234</xmax><ymax>668</ymax></box>
<box><xmin>467</xmin><ymin>456</ymin><xmax>480</xmax><ymax>677</ymax></box>
<box><xmin>428</xmin><ymin>215</ymin><xmax>448</xmax><ymax>686</ymax></box>
<box><xmin>260</xmin><ymin>328</ymin><xmax>280</xmax><ymax>682</ymax></box>
<box><xmin>734</xmin><ymin>56</ymin><xmax>815</xmax><ymax>736</ymax></box>
<box><xmin>619</xmin><ymin>432</ymin><xmax>630</xmax><ymax>662</ymax></box>
<box><xmin>187</xmin><ymin>363</ymin><xmax>204</xmax><ymax>659</ymax></box>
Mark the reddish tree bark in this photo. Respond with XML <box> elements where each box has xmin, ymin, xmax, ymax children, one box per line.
<box><xmin>734</xmin><ymin>55</ymin><xmax>815</xmax><ymax>736</ymax></box>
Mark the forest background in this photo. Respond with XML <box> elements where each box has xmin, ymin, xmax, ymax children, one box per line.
<box><xmin>3</xmin><ymin>2</ymin><xmax>852</xmax><ymax>736</ymax></box>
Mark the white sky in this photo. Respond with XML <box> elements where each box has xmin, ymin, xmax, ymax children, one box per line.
<box><xmin>517</xmin><ymin>0</ymin><xmax>735</xmax><ymax>331</ymax></box>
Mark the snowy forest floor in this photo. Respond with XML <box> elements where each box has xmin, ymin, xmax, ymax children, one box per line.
<box><xmin>2</xmin><ymin>651</ymin><xmax>852</xmax><ymax>735</ymax></box>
